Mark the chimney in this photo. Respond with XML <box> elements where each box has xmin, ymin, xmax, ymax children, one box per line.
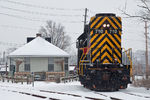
<box><xmin>36</xmin><ymin>33</ymin><xmax>41</xmax><ymax>37</ymax></box>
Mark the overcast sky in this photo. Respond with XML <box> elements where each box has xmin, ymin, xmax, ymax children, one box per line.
<box><xmin>0</xmin><ymin>0</ymin><xmax>149</xmax><ymax>53</ymax></box>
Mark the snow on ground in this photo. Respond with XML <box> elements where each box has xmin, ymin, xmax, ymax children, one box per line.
<box><xmin>0</xmin><ymin>87</ymin><xmax>42</xmax><ymax>100</ymax></box>
<box><xmin>0</xmin><ymin>81</ymin><xmax>150</xmax><ymax>100</ymax></box>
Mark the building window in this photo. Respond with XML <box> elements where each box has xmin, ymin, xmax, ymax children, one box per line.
<box><xmin>25</xmin><ymin>64</ymin><xmax>30</xmax><ymax>71</ymax></box>
<box><xmin>48</xmin><ymin>58</ymin><xmax>54</xmax><ymax>72</ymax></box>
<box><xmin>65</xmin><ymin>57</ymin><xmax>68</xmax><ymax>63</ymax></box>
<box><xmin>10</xmin><ymin>65</ymin><xmax>15</xmax><ymax>72</ymax></box>
<box><xmin>48</xmin><ymin>64</ymin><xmax>54</xmax><ymax>72</ymax></box>
<box><xmin>24</xmin><ymin>57</ymin><xmax>30</xmax><ymax>72</ymax></box>
<box><xmin>10</xmin><ymin>58</ymin><xmax>15</xmax><ymax>72</ymax></box>
<box><xmin>65</xmin><ymin>64</ymin><xmax>68</xmax><ymax>71</ymax></box>
<box><xmin>64</xmin><ymin>57</ymin><xmax>68</xmax><ymax>71</ymax></box>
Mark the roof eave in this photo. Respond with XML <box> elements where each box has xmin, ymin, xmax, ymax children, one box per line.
<box><xmin>8</xmin><ymin>55</ymin><xmax>69</xmax><ymax>58</ymax></box>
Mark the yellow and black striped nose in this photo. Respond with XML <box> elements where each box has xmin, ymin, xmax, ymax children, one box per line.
<box><xmin>89</xmin><ymin>16</ymin><xmax>122</xmax><ymax>64</ymax></box>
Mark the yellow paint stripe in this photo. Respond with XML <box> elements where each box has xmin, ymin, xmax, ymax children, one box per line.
<box><xmin>91</xmin><ymin>37</ymin><xmax>114</xmax><ymax>56</ymax></box>
<box><xmin>90</xmin><ymin>33</ymin><xmax>98</xmax><ymax>43</ymax></box>
<box><xmin>105</xmin><ymin>38</ymin><xmax>121</xmax><ymax>58</ymax></box>
<box><xmin>91</xmin><ymin>33</ymin><xmax>105</xmax><ymax>48</ymax></box>
<box><xmin>90</xmin><ymin>30</ymin><xmax>94</xmax><ymax>36</ymax></box>
<box><xmin>101</xmin><ymin>52</ymin><xmax>112</xmax><ymax>61</ymax></box>
<box><xmin>90</xmin><ymin>17</ymin><xmax>101</xmax><ymax>28</ymax></box>
<box><xmin>92</xmin><ymin>45</ymin><xmax>112</xmax><ymax>62</ymax></box>
<box><xmin>101</xmin><ymin>45</ymin><xmax>112</xmax><ymax>54</ymax></box>
<box><xmin>112</xmin><ymin>17</ymin><xmax>121</xmax><ymax>28</ymax></box>
<box><xmin>88</xmin><ymin>68</ymin><xmax>124</xmax><ymax>70</ymax></box>
<box><xmin>114</xmin><ymin>54</ymin><xmax>121</xmax><ymax>63</ymax></box>
<box><xmin>101</xmin><ymin>45</ymin><xmax>107</xmax><ymax>53</ymax></box>
<box><xmin>119</xmin><ymin>31</ymin><xmax>121</xmax><ymax>36</ymax></box>
<box><xmin>114</xmin><ymin>34</ymin><xmax>121</xmax><ymax>43</ymax></box>
<box><xmin>103</xmin><ymin>59</ymin><xmax>110</xmax><ymax>64</ymax></box>
<box><xmin>106</xmin><ymin>38</ymin><xmax>115</xmax><ymax>48</ymax></box>
<box><xmin>92</xmin><ymin>51</ymin><xmax>100</xmax><ymax>62</ymax></box>
<box><xmin>106</xmin><ymin>17</ymin><xmax>117</xmax><ymax>29</ymax></box>
<box><xmin>91</xmin><ymin>37</ymin><xmax>106</xmax><ymax>55</ymax></box>
<box><xmin>92</xmin><ymin>54</ymin><xmax>98</xmax><ymax>62</ymax></box>
<box><xmin>107</xmin><ymin>34</ymin><xmax>121</xmax><ymax>48</ymax></box>
<box><xmin>114</xmin><ymin>48</ymin><xmax>121</xmax><ymax>58</ymax></box>
<box><xmin>118</xmin><ymin>17</ymin><xmax>121</xmax><ymax>22</ymax></box>
<box><xmin>95</xmin><ymin>17</ymin><xmax>107</xmax><ymax>28</ymax></box>
<box><xmin>79</xmin><ymin>50</ymin><xmax>84</xmax><ymax>74</ymax></box>
<box><xmin>90</xmin><ymin>16</ymin><xmax>95</xmax><ymax>22</ymax></box>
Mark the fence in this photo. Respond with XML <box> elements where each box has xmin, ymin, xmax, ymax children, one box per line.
<box><xmin>0</xmin><ymin>75</ymin><xmax>32</xmax><ymax>84</ymax></box>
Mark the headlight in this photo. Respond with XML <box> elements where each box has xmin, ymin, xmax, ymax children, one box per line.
<box><xmin>107</xmin><ymin>24</ymin><xmax>110</xmax><ymax>27</ymax></box>
<box><xmin>103</xmin><ymin>24</ymin><xmax>106</xmax><ymax>27</ymax></box>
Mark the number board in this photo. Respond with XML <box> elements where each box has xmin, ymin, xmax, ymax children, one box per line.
<box><xmin>94</xmin><ymin>29</ymin><xmax>118</xmax><ymax>34</ymax></box>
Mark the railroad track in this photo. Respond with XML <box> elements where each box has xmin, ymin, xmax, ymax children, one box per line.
<box><xmin>1</xmin><ymin>84</ymin><xmax>150</xmax><ymax>100</ymax></box>
<box><xmin>1</xmin><ymin>88</ymin><xmax>105</xmax><ymax>100</ymax></box>
<box><xmin>2</xmin><ymin>88</ymin><xmax>59</xmax><ymax>100</ymax></box>
<box><xmin>40</xmin><ymin>90</ymin><xmax>104</xmax><ymax>100</ymax></box>
<box><xmin>0</xmin><ymin>85</ymin><xmax>128</xmax><ymax>100</ymax></box>
<box><xmin>95</xmin><ymin>91</ymin><xmax>150</xmax><ymax>100</ymax></box>
<box><xmin>94</xmin><ymin>92</ymin><xmax>122</xmax><ymax>100</ymax></box>
<box><xmin>1</xmin><ymin>85</ymin><xmax>105</xmax><ymax>100</ymax></box>
<box><xmin>121</xmin><ymin>92</ymin><xmax>150</xmax><ymax>99</ymax></box>
<box><xmin>40</xmin><ymin>89</ymin><xmax>124</xmax><ymax>100</ymax></box>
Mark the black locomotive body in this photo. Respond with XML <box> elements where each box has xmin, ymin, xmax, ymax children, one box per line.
<box><xmin>76</xmin><ymin>13</ymin><xmax>132</xmax><ymax>91</ymax></box>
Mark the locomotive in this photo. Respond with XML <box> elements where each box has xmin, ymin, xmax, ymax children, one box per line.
<box><xmin>76</xmin><ymin>13</ymin><xmax>132</xmax><ymax>91</ymax></box>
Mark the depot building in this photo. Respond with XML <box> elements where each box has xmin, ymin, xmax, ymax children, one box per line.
<box><xmin>8</xmin><ymin>35</ymin><xmax>69</xmax><ymax>81</ymax></box>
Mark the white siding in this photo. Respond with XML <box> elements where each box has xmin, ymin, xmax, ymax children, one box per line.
<box><xmin>30</xmin><ymin>57</ymin><xmax>48</xmax><ymax>72</ymax></box>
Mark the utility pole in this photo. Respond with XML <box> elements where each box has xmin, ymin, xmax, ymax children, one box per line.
<box><xmin>144</xmin><ymin>20</ymin><xmax>149</xmax><ymax>79</ymax></box>
<box><xmin>3</xmin><ymin>51</ymin><xmax>5</xmax><ymax>64</ymax></box>
<box><xmin>84</xmin><ymin>8</ymin><xmax>88</xmax><ymax>30</ymax></box>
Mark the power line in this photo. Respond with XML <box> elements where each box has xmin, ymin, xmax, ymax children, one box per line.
<box><xmin>88</xmin><ymin>9</ymin><xmax>96</xmax><ymax>14</ymax></box>
<box><xmin>0</xmin><ymin>0</ymin><xmax>84</xmax><ymax>11</ymax></box>
<box><xmin>0</xmin><ymin>5</ymin><xmax>82</xmax><ymax>17</ymax></box>
<box><xmin>0</xmin><ymin>41</ymin><xmax>24</xmax><ymax>47</ymax></box>
<box><xmin>0</xmin><ymin>12</ymin><xmax>82</xmax><ymax>23</ymax></box>
<box><xmin>0</xmin><ymin>12</ymin><xmax>45</xmax><ymax>22</ymax></box>
<box><xmin>0</xmin><ymin>25</ymin><xmax>38</xmax><ymax>30</ymax></box>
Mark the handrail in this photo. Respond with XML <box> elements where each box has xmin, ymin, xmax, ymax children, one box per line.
<box><xmin>122</xmin><ymin>48</ymin><xmax>132</xmax><ymax>77</ymax></box>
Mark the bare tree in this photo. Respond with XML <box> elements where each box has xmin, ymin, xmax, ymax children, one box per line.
<box><xmin>121</xmin><ymin>0</ymin><xmax>150</xmax><ymax>44</ymax></box>
<box><xmin>39</xmin><ymin>20</ymin><xmax>71</xmax><ymax>50</ymax></box>
<box><xmin>121</xmin><ymin>0</ymin><xmax>150</xmax><ymax>83</ymax></box>
<box><xmin>121</xmin><ymin>0</ymin><xmax>150</xmax><ymax>21</ymax></box>
<box><xmin>69</xmin><ymin>50</ymin><xmax>77</xmax><ymax>65</ymax></box>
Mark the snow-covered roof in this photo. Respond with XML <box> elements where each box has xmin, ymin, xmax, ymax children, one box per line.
<box><xmin>9</xmin><ymin>37</ymin><xmax>69</xmax><ymax>57</ymax></box>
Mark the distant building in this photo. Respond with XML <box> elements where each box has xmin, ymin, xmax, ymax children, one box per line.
<box><xmin>69</xmin><ymin>65</ymin><xmax>77</xmax><ymax>75</ymax></box>
<box><xmin>133</xmin><ymin>50</ymin><xmax>150</xmax><ymax>75</ymax></box>
<box><xmin>8</xmin><ymin>36</ymin><xmax>69</xmax><ymax>81</ymax></box>
<box><xmin>0</xmin><ymin>64</ymin><xmax>9</xmax><ymax>75</ymax></box>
